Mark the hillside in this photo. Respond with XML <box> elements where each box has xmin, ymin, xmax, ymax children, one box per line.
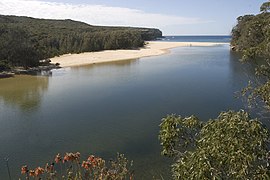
<box><xmin>231</xmin><ymin>7</ymin><xmax>270</xmax><ymax>111</ymax></box>
<box><xmin>0</xmin><ymin>15</ymin><xmax>162</xmax><ymax>70</ymax></box>
<box><xmin>231</xmin><ymin>12</ymin><xmax>270</xmax><ymax>58</ymax></box>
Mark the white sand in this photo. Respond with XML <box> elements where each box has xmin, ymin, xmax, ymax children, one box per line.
<box><xmin>50</xmin><ymin>41</ymin><xmax>228</xmax><ymax>67</ymax></box>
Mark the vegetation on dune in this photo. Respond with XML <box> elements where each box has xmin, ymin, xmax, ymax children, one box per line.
<box><xmin>0</xmin><ymin>15</ymin><xmax>162</xmax><ymax>71</ymax></box>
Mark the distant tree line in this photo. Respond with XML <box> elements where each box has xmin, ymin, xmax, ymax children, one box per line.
<box><xmin>0</xmin><ymin>15</ymin><xmax>162</xmax><ymax>71</ymax></box>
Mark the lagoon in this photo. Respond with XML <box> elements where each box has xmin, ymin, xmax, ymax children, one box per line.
<box><xmin>0</xmin><ymin>43</ymin><xmax>254</xmax><ymax>179</ymax></box>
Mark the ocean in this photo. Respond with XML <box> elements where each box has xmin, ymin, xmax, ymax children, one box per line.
<box><xmin>159</xmin><ymin>35</ymin><xmax>231</xmax><ymax>43</ymax></box>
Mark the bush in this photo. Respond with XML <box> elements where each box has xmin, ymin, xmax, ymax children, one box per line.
<box><xmin>0</xmin><ymin>60</ymin><xmax>11</xmax><ymax>71</ymax></box>
<box><xmin>20</xmin><ymin>152</ymin><xmax>133</xmax><ymax>180</ymax></box>
<box><xmin>159</xmin><ymin>110</ymin><xmax>270</xmax><ymax>179</ymax></box>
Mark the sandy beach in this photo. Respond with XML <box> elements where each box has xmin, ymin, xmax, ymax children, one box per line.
<box><xmin>50</xmin><ymin>41</ymin><xmax>228</xmax><ymax>67</ymax></box>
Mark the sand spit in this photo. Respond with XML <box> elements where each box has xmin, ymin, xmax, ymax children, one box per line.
<box><xmin>50</xmin><ymin>41</ymin><xmax>228</xmax><ymax>67</ymax></box>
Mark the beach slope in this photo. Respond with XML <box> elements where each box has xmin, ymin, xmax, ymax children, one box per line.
<box><xmin>50</xmin><ymin>41</ymin><xmax>227</xmax><ymax>67</ymax></box>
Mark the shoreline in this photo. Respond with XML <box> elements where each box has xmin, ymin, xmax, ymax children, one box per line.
<box><xmin>51</xmin><ymin>41</ymin><xmax>228</xmax><ymax>68</ymax></box>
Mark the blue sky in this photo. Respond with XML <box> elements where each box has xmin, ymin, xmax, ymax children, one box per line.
<box><xmin>0</xmin><ymin>0</ymin><xmax>266</xmax><ymax>35</ymax></box>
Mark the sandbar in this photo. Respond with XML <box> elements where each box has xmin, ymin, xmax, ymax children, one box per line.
<box><xmin>50</xmin><ymin>41</ymin><xmax>228</xmax><ymax>67</ymax></box>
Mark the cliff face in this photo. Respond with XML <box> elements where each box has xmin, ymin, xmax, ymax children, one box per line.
<box><xmin>138</xmin><ymin>28</ymin><xmax>163</xmax><ymax>41</ymax></box>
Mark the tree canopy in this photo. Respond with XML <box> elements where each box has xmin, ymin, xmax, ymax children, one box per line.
<box><xmin>261</xmin><ymin>1</ymin><xmax>270</xmax><ymax>13</ymax></box>
<box><xmin>159</xmin><ymin>111</ymin><xmax>270</xmax><ymax>179</ymax></box>
<box><xmin>231</xmin><ymin>2</ymin><xmax>270</xmax><ymax>112</ymax></box>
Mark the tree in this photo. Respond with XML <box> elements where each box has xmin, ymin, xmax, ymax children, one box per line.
<box><xmin>261</xmin><ymin>1</ymin><xmax>270</xmax><ymax>13</ymax></box>
<box><xmin>231</xmin><ymin>2</ymin><xmax>270</xmax><ymax>114</ymax></box>
<box><xmin>159</xmin><ymin>110</ymin><xmax>270</xmax><ymax>179</ymax></box>
<box><xmin>0</xmin><ymin>25</ymin><xmax>44</xmax><ymax>68</ymax></box>
<box><xmin>0</xmin><ymin>60</ymin><xmax>11</xmax><ymax>71</ymax></box>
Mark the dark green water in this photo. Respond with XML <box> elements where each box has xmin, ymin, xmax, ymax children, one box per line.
<box><xmin>0</xmin><ymin>44</ymin><xmax>255</xmax><ymax>179</ymax></box>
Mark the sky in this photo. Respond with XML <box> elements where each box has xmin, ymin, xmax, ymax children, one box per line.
<box><xmin>0</xmin><ymin>0</ymin><xmax>266</xmax><ymax>35</ymax></box>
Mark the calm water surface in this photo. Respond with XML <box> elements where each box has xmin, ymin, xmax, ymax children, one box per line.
<box><xmin>0</xmin><ymin>44</ymin><xmax>255</xmax><ymax>179</ymax></box>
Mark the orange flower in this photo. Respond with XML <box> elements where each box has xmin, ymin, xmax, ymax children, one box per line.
<box><xmin>63</xmin><ymin>152</ymin><xmax>80</xmax><ymax>162</ymax></box>
<box><xmin>55</xmin><ymin>153</ymin><xmax>61</xmax><ymax>163</ymax></box>
<box><xmin>34</xmin><ymin>167</ymin><xmax>44</xmax><ymax>176</ymax></box>
<box><xmin>21</xmin><ymin>165</ymin><xmax>28</xmax><ymax>174</ymax></box>
<box><xmin>63</xmin><ymin>153</ymin><xmax>71</xmax><ymax>162</ymax></box>
<box><xmin>82</xmin><ymin>161</ymin><xmax>91</xmax><ymax>170</ymax></box>
<box><xmin>75</xmin><ymin>152</ymin><xmax>81</xmax><ymax>160</ymax></box>
<box><xmin>45</xmin><ymin>163</ymin><xmax>54</xmax><ymax>172</ymax></box>
<box><xmin>88</xmin><ymin>155</ymin><xmax>95</xmax><ymax>162</ymax></box>
<box><xmin>29</xmin><ymin>170</ymin><xmax>35</xmax><ymax>177</ymax></box>
<box><xmin>87</xmin><ymin>156</ymin><xmax>103</xmax><ymax>167</ymax></box>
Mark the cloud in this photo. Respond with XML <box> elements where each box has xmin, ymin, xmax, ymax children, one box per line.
<box><xmin>0</xmin><ymin>0</ymin><xmax>212</xmax><ymax>34</ymax></box>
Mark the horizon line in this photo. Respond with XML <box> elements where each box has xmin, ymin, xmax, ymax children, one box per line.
<box><xmin>164</xmin><ymin>34</ymin><xmax>231</xmax><ymax>36</ymax></box>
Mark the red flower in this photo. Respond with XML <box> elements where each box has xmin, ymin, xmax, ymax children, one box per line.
<box><xmin>45</xmin><ymin>163</ymin><xmax>54</xmax><ymax>172</ymax></box>
<box><xmin>29</xmin><ymin>170</ymin><xmax>35</xmax><ymax>177</ymax></box>
<box><xmin>63</xmin><ymin>153</ymin><xmax>71</xmax><ymax>162</ymax></box>
<box><xmin>87</xmin><ymin>155</ymin><xmax>95</xmax><ymax>162</ymax></box>
<box><xmin>55</xmin><ymin>153</ymin><xmax>61</xmax><ymax>163</ymax></box>
<box><xmin>34</xmin><ymin>167</ymin><xmax>44</xmax><ymax>176</ymax></box>
<box><xmin>63</xmin><ymin>152</ymin><xmax>80</xmax><ymax>162</ymax></box>
<box><xmin>82</xmin><ymin>161</ymin><xmax>91</xmax><ymax>170</ymax></box>
<box><xmin>21</xmin><ymin>165</ymin><xmax>28</xmax><ymax>174</ymax></box>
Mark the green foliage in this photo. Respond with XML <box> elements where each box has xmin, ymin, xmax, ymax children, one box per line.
<box><xmin>0</xmin><ymin>60</ymin><xmax>11</xmax><ymax>71</ymax></box>
<box><xmin>261</xmin><ymin>1</ymin><xmax>270</xmax><ymax>13</ymax></box>
<box><xmin>0</xmin><ymin>15</ymin><xmax>162</xmax><ymax>69</ymax></box>
<box><xmin>159</xmin><ymin>110</ymin><xmax>270</xmax><ymax>179</ymax></box>
<box><xmin>231</xmin><ymin>14</ymin><xmax>265</xmax><ymax>53</ymax></box>
<box><xmin>231</xmin><ymin>2</ymin><xmax>270</xmax><ymax>111</ymax></box>
<box><xmin>0</xmin><ymin>25</ymin><xmax>40</xmax><ymax>68</ymax></box>
<box><xmin>242</xmin><ymin>79</ymin><xmax>270</xmax><ymax>110</ymax></box>
<box><xmin>159</xmin><ymin>114</ymin><xmax>202</xmax><ymax>157</ymax></box>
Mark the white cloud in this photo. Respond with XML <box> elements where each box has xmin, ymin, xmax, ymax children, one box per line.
<box><xmin>0</xmin><ymin>0</ymin><xmax>212</xmax><ymax>34</ymax></box>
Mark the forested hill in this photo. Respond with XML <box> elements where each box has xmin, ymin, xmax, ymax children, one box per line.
<box><xmin>231</xmin><ymin>2</ymin><xmax>270</xmax><ymax>112</ymax></box>
<box><xmin>0</xmin><ymin>15</ymin><xmax>162</xmax><ymax>70</ymax></box>
<box><xmin>231</xmin><ymin>12</ymin><xmax>270</xmax><ymax>58</ymax></box>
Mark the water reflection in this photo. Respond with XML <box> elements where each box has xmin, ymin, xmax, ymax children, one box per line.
<box><xmin>229</xmin><ymin>51</ymin><xmax>256</xmax><ymax>80</ymax></box>
<box><xmin>0</xmin><ymin>75</ymin><xmax>49</xmax><ymax>111</ymax></box>
<box><xmin>72</xmin><ymin>58</ymin><xmax>139</xmax><ymax>70</ymax></box>
<box><xmin>229</xmin><ymin>51</ymin><xmax>270</xmax><ymax>122</ymax></box>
